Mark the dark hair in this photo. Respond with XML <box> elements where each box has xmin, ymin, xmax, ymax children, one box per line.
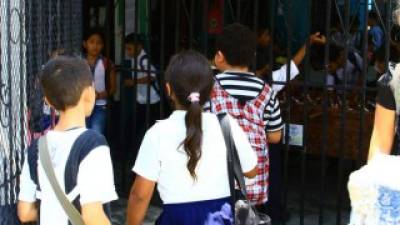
<box><xmin>40</xmin><ymin>56</ymin><xmax>93</xmax><ymax>111</ymax></box>
<box><xmin>84</xmin><ymin>27</ymin><xmax>105</xmax><ymax>42</ymax></box>
<box><xmin>165</xmin><ymin>50</ymin><xmax>214</xmax><ymax>179</ymax></box>
<box><xmin>369</xmin><ymin>11</ymin><xmax>379</xmax><ymax>21</ymax></box>
<box><xmin>215</xmin><ymin>23</ymin><xmax>257</xmax><ymax>67</ymax></box>
<box><xmin>329</xmin><ymin>44</ymin><xmax>345</xmax><ymax>62</ymax></box>
<box><xmin>125</xmin><ymin>33</ymin><xmax>145</xmax><ymax>45</ymax></box>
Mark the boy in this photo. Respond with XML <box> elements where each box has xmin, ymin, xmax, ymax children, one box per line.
<box><xmin>18</xmin><ymin>56</ymin><xmax>117</xmax><ymax>225</ymax></box>
<box><xmin>206</xmin><ymin>23</ymin><xmax>283</xmax><ymax>206</ymax></box>
<box><xmin>123</xmin><ymin>33</ymin><xmax>160</xmax><ymax>160</ymax></box>
<box><xmin>368</xmin><ymin>11</ymin><xmax>384</xmax><ymax>52</ymax></box>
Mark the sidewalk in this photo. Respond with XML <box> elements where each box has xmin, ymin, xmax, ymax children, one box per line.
<box><xmin>110</xmin><ymin>198</ymin><xmax>349</xmax><ymax>225</ymax></box>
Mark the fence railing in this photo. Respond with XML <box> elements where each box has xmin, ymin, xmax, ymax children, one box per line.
<box><xmin>0</xmin><ymin>0</ymin><xmax>83</xmax><ymax>224</ymax></box>
<box><xmin>114</xmin><ymin>1</ymin><xmax>396</xmax><ymax>224</ymax></box>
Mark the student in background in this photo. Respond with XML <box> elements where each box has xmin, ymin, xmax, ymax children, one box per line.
<box><xmin>256</xmin><ymin>27</ymin><xmax>326</xmax><ymax>92</ymax></box>
<box><xmin>206</xmin><ymin>24</ymin><xmax>283</xmax><ymax>212</ymax></box>
<box><xmin>83</xmin><ymin>28</ymin><xmax>117</xmax><ymax>135</ymax></box>
<box><xmin>368</xmin><ymin>11</ymin><xmax>384</xmax><ymax>52</ymax></box>
<box><xmin>127</xmin><ymin>50</ymin><xmax>257</xmax><ymax>225</ymax></box>
<box><xmin>124</xmin><ymin>33</ymin><xmax>161</xmax><ymax>160</ymax></box>
<box><xmin>18</xmin><ymin>56</ymin><xmax>117</xmax><ymax>225</ymax></box>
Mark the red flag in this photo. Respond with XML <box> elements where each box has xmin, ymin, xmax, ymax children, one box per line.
<box><xmin>208</xmin><ymin>0</ymin><xmax>224</xmax><ymax>34</ymax></box>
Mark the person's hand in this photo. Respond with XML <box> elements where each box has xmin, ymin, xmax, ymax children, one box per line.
<box><xmin>310</xmin><ymin>32</ymin><xmax>326</xmax><ymax>45</ymax></box>
<box><xmin>124</xmin><ymin>79</ymin><xmax>135</xmax><ymax>87</ymax></box>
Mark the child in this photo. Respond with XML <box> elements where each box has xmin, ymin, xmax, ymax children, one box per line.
<box><xmin>206</xmin><ymin>23</ymin><xmax>284</xmax><ymax>206</ymax></box>
<box><xmin>83</xmin><ymin>28</ymin><xmax>116</xmax><ymax>135</ymax></box>
<box><xmin>18</xmin><ymin>56</ymin><xmax>118</xmax><ymax>225</ymax></box>
<box><xmin>126</xmin><ymin>50</ymin><xmax>257</xmax><ymax>225</ymax></box>
<box><xmin>124</xmin><ymin>33</ymin><xmax>160</xmax><ymax>156</ymax></box>
<box><xmin>256</xmin><ymin>27</ymin><xmax>326</xmax><ymax>92</ymax></box>
<box><xmin>368</xmin><ymin>11</ymin><xmax>384</xmax><ymax>52</ymax></box>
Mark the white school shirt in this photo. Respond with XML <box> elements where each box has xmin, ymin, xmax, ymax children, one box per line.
<box><xmin>272</xmin><ymin>60</ymin><xmax>300</xmax><ymax>92</ymax></box>
<box><xmin>326</xmin><ymin>53</ymin><xmax>363</xmax><ymax>90</ymax></box>
<box><xmin>130</xmin><ymin>49</ymin><xmax>160</xmax><ymax>104</ymax></box>
<box><xmin>93</xmin><ymin>58</ymin><xmax>107</xmax><ymax>106</ymax></box>
<box><xmin>19</xmin><ymin>128</ymin><xmax>118</xmax><ymax>225</ymax></box>
<box><xmin>133</xmin><ymin>111</ymin><xmax>257</xmax><ymax>204</ymax></box>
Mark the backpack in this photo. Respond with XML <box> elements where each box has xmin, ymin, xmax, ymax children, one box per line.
<box><xmin>27</xmin><ymin>129</ymin><xmax>112</xmax><ymax>224</ymax></box>
<box><xmin>138</xmin><ymin>54</ymin><xmax>161</xmax><ymax>95</ymax></box>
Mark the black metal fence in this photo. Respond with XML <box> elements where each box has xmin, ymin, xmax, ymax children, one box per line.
<box><xmin>0</xmin><ymin>0</ymin><xmax>397</xmax><ymax>224</ymax></box>
<box><xmin>0</xmin><ymin>0</ymin><xmax>82</xmax><ymax>224</ymax></box>
<box><xmin>0</xmin><ymin>1</ymin><xmax>27</xmax><ymax>224</ymax></box>
<box><xmin>114</xmin><ymin>0</ymin><xmax>397</xmax><ymax>224</ymax></box>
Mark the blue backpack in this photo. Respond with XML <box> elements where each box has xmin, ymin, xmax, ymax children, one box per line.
<box><xmin>27</xmin><ymin>129</ymin><xmax>112</xmax><ymax>224</ymax></box>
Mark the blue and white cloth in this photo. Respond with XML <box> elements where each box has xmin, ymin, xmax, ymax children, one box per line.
<box><xmin>348</xmin><ymin>153</ymin><xmax>400</xmax><ymax>225</ymax></box>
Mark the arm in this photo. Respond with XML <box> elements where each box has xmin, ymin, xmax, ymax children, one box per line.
<box><xmin>292</xmin><ymin>45</ymin><xmax>307</xmax><ymax>66</ymax></box>
<box><xmin>81</xmin><ymin>202</ymin><xmax>111</xmax><ymax>225</ymax></box>
<box><xmin>368</xmin><ymin>103</ymin><xmax>395</xmax><ymax>160</ymax></box>
<box><xmin>265</xmin><ymin>92</ymin><xmax>284</xmax><ymax>144</ymax></box>
<box><xmin>17</xmin><ymin>201</ymin><xmax>38</xmax><ymax>223</ymax></box>
<box><xmin>18</xmin><ymin>157</ymin><xmax>38</xmax><ymax>223</ymax></box>
<box><xmin>124</xmin><ymin>76</ymin><xmax>154</xmax><ymax>87</ymax></box>
<box><xmin>228</xmin><ymin>115</ymin><xmax>258</xmax><ymax>178</ymax></box>
<box><xmin>126</xmin><ymin>176</ymin><xmax>156</xmax><ymax>225</ymax></box>
<box><xmin>293</xmin><ymin>32</ymin><xmax>326</xmax><ymax>66</ymax></box>
<box><xmin>108</xmin><ymin>68</ymin><xmax>117</xmax><ymax>96</ymax></box>
<box><xmin>267</xmin><ymin>130</ymin><xmax>282</xmax><ymax>144</ymax></box>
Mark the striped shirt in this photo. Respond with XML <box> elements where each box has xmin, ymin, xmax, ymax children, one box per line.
<box><xmin>205</xmin><ymin>71</ymin><xmax>284</xmax><ymax>132</ymax></box>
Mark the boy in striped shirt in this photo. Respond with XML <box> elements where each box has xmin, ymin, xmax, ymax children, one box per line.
<box><xmin>206</xmin><ymin>23</ymin><xmax>283</xmax><ymax>206</ymax></box>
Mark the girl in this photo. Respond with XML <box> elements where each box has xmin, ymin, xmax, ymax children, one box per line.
<box><xmin>126</xmin><ymin>50</ymin><xmax>257</xmax><ymax>225</ymax></box>
<box><xmin>83</xmin><ymin>29</ymin><xmax>116</xmax><ymax>135</ymax></box>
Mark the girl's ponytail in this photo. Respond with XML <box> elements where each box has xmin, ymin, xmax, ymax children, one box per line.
<box><xmin>183</xmin><ymin>92</ymin><xmax>202</xmax><ymax>180</ymax></box>
<box><xmin>165</xmin><ymin>51</ymin><xmax>214</xmax><ymax>180</ymax></box>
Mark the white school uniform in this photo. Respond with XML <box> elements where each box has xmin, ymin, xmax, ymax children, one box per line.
<box><xmin>130</xmin><ymin>49</ymin><xmax>160</xmax><ymax>104</ymax></box>
<box><xmin>133</xmin><ymin>111</ymin><xmax>257</xmax><ymax>204</ymax></box>
<box><xmin>92</xmin><ymin>58</ymin><xmax>107</xmax><ymax>106</ymax></box>
<box><xmin>19</xmin><ymin>128</ymin><xmax>118</xmax><ymax>225</ymax></box>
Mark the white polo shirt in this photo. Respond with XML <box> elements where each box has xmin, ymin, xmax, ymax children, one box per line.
<box><xmin>92</xmin><ymin>59</ymin><xmax>107</xmax><ymax>106</ymax></box>
<box><xmin>133</xmin><ymin>111</ymin><xmax>257</xmax><ymax>204</ymax></box>
<box><xmin>130</xmin><ymin>49</ymin><xmax>160</xmax><ymax>104</ymax></box>
<box><xmin>271</xmin><ymin>60</ymin><xmax>300</xmax><ymax>92</ymax></box>
<box><xmin>19</xmin><ymin>128</ymin><xmax>118</xmax><ymax>225</ymax></box>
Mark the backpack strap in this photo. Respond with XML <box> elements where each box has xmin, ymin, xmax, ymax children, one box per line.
<box><xmin>139</xmin><ymin>54</ymin><xmax>161</xmax><ymax>96</ymax></box>
<box><xmin>102</xmin><ymin>57</ymin><xmax>114</xmax><ymax>97</ymax></box>
<box><xmin>64</xmin><ymin>129</ymin><xmax>111</xmax><ymax>222</ymax></box>
<box><xmin>27</xmin><ymin>139</ymin><xmax>41</xmax><ymax>191</ymax></box>
<box><xmin>348</xmin><ymin>52</ymin><xmax>362</xmax><ymax>74</ymax></box>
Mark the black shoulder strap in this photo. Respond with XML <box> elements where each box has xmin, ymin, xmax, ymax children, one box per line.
<box><xmin>217</xmin><ymin>114</ymin><xmax>247</xmax><ymax>200</ymax></box>
<box><xmin>27</xmin><ymin>139</ymin><xmax>40</xmax><ymax>191</ymax></box>
<box><xmin>139</xmin><ymin>54</ymin><xmax>161</xmax><ymax>96</ymax></box>
<box><xmin>348</xmin><ymin>52</ymin><xmax>362</xmax><ymax>74</ymax></box>
<box><xmin>64</xmin><ymin>129</ymin><xmax>110</xmax><ymax>220</ymax></box>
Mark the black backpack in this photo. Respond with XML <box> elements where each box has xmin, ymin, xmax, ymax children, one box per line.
<box><xmin>27</xmin><ymin>129</ymin><xmax>112</xmax><ymax>224</ymax></box>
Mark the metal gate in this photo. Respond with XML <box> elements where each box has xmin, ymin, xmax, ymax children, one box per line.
<box><xmin>0</xmin><ymin>1</ymin><xmax>26</xmax><ymax>224</ymax></box>
<box><xmin>0</xmin><ymin>0</ymin><xmax>83</xmax><ymax>224</ymax></box>
<box><xmin>114</xmin><ymin>0</ymin><xmax>397</xmax><ymax>224</ymax></box>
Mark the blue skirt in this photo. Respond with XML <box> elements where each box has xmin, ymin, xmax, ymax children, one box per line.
<box><xmin>156</xmin><ymin>197</ymin><xmax>233</xmax><ymax>225</ymax></box>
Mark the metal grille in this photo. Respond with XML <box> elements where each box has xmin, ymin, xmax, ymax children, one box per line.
<box><xmin>115</xmin><ymin>0</ymin><xmax>397</xmax><ymax>224</ymax></box>
<box><xmin>0</xmin><ymin>0</ymin><xmax>82</xmax><ymax>224</ymax></box>
<box><xmin>0</xmin><ymin>0</ymin><xmax>26</xmax><ymax>224</ymax></box>
<box><xmin>26</xmin><ymin>0</ymin><xmax>83</xmax><ymax>133</ymax></box>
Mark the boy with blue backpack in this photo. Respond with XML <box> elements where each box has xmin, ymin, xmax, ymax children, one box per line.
<box><xmin>18</xmin><ymin>56</ymin><xmax>117</xmax><ymax>225</ymax></box>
